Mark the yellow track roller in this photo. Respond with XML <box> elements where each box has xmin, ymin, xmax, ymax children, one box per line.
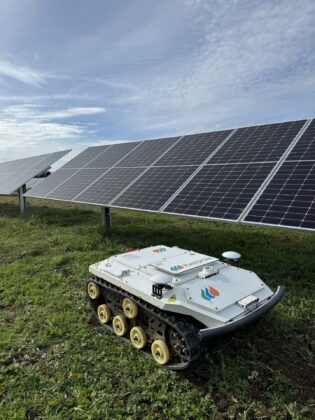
<box><xmin>151</xmin><ymin>340</ymin><xmax>170</xmax><ymax>365</ymax></box>
<box><xmin>87</xmin><ymin>282</ymin><xmax>101</xmax><ymax>300</ymax></box>
<box><xmin>130</xmin><ymin>326</ymin><xmax>147</xmax><ymax>349</ymax></box>
<box><xmin>122</xmin><ymin>298</ymin><xmax>138</xmax><ymax>319</ymax></box>
<box><xmin>97</xmin><ymin>304</ymin><xmax>111</xmax><ymax>324</ymax></box>
<box><xmin>112</xmin><ymin>314</ymin><xmax>128</xmax><ymax>336</ymax></box>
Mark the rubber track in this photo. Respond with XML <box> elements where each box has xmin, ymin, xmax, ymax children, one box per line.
<box><xmin>87</xmin><ymin>275</ymin><xmax>202</xmax><ymax>370</ymax></box>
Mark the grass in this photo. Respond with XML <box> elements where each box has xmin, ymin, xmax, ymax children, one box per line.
<box><xmin>0</xmin><ymin>195</ymin><xmax>314</xmax><ymax>419</ymax></box>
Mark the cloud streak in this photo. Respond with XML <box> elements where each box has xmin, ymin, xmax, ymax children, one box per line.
<box><xmin>2</xmin><ymin>105</ymin><xmax>106</xmax><ymax>120</ymax></box>
<box><xmin>0</xmin><ymin>60</ymin><xmax>46</xmax><ymax>87</ymax></box>
<box><xmin>0</xmin><ymin>105</ymin><xmax>106</xmax><ymax>161</ymax></box>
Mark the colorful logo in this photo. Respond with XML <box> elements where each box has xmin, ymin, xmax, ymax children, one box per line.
<box><xmin>168</xmin><ymin>294</ymin><xmax>177</xmax><ymax>303</ymax></box>
<box><xmin>201</xmin><ymin>286</ymin><xmax>220</xmax><ymax>301</ymax></box>
<box><xmin>152</xmin><ymin>247</ymin><xmax>167</xmax><ymax>253</ymax></box>
<box><xmin>169</xmin><ymin>257</ymin><xmax>213</xmax><ymax>272</ymax></box>
<box><xmin>170</xmin><ymin>264</ymin><xmax>185</xmax><ymax>272</ymax></box>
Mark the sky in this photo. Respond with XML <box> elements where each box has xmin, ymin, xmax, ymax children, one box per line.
<box><xmin>0</xmin><ymin>0</ymin><xmax>314</xmax><ymax>165</ymax></box>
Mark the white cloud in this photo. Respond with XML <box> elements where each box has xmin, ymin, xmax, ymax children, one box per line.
<box><xmin>40</xmin><ymin>107</ymin><xmax>106</xmax><ymax>120</ymax></box>
<box><xmin>0</xmin><ymin>118</ymin><xmax>83</xmax><ymax>148</ymax></box>
<box><xmin>0</xmin><ymin>60</ymin><xmax>46</xmax><ymax>86</ymax></box>
<box><xmin>0</xmin><ymin>93</ymin><xmax>102</xmax><ymax>102</ymax></box>
<box><xmin>0</xmin><ymin>105</ymin><xmax>106</xmax><ymax>161</ymax></box>
<box><xmin>1</xmin><ymin>105</ymin><xmax>105</xmax><ymax>121</ymax></box>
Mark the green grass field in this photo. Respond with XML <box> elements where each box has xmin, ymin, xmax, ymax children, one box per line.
<box><xmin>0</xmin><ymin>196</ymin><xmax>314</xmax><ymax>419</ymax></box>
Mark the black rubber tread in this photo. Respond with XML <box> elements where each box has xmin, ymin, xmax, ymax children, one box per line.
<box><xmin>86</xmin><ymin>275</ymin><xmax>202</xmax><ymax>370</ymax></box>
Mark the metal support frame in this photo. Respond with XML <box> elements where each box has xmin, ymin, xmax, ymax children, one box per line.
<box><xmin>18</xmin><ymin>184</ymin><xmax>27</xmax><ymax>216</ymax></box>
<box><xmin>101</xmin><ymin>206</ymin><xmax>111</xmax><ymax>231</ymax></box>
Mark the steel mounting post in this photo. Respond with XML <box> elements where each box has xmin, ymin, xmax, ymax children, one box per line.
<box><xmin>18</xmin><ymin>184</ymin><xmax>27</xmax><ymax>216</ymax></box>
<box><xmin>101</xmin><ymin>206</ymin><xmax>111</xmax><ymax>232</ymax></box>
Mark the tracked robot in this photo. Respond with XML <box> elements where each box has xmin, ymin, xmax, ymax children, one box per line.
<box><xmin>87</xmin><ymin>245</ymin><xmax>285</xmax><ymax>369</ymax></box>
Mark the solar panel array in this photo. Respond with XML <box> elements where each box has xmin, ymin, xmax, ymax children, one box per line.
<box><xmin>0</xmin><ymin>150</ymin><xmax>71</xmax><ymax>195</ymax></box>
<box><xmin>25</xmin><ymin>118</ymin><xmax>315</xmax><ymax>231</ymax></box>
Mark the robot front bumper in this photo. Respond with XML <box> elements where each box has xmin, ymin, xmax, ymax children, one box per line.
<box><xmin>198</xmin><ymin>285</ymin><xmax>285</xmax><ymax>343</ymax></box>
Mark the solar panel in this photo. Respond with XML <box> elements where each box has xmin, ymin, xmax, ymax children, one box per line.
<box><xmin>61</xmin><ymin>145</ymin><xmax>110</xmax><ymax>169</ymax></box>
<box><xmin>1</xmin><ymin>155</ymin><xmax>40</xmax><ymax>174</ymax></box>
<box><xmin>26</xmin><ymin>177</ymin><xmax>42</xmax><ymax>189</ymax></box>
<box><xmin>112</xmin><ymin>166</ymin><xmax>198</xmax><ymax>211</ymax></box>
<box><xmin>285</xmin><ymin>119</ymin><xmax>315</xmax><ymax>161</ymax></box>
<box><xmin>74</xmin><ymin>167</ymin><xmax>145</xmax><ymax>205</ymax></box>
<box><xmin>31</xmin><ymin>153</ymin><xmax>67</xmax><ymax>173</ymax></box>
<box><xmin>24</xmin><ymin>169</ymin><xmax>78</xmax><ymax>198</ymax></box>
<box><xmin>244</xmin><ymin>161</ymin><xmax>315</xmax><ymax>229</ymax></box>
<box><xmin>1</xmin><ymin>171</ymin><xmax>40</xmax><ymax>195</ymax></box>
<box><xmin>164</xmin><ymin>163</ymin><xmax>275</xmax><ymax>220</ymax></box>
<box><xmin>1</xmin><ymin>151</ymin><xmax>66</xmax><ymax>176</ymax></box>
<box><xmin>244</xmin><ymin>119</ymin><xmax>315</xmax><ymax>230</ymax></box>
<box><xmin>116</xmin><ymin>137</ymin><xmax>180</xmax><ymax>167</ymax></box>
<box><xmin>47</xmin><ymin>168</ymin><xmax>106</xmax><ymax>200</ymax></box>
<box><xmin>0</xmin><ymin>150</ymin><xmax>70</xmax><ymax>195</ymax></box>
<box><xmin>210</xmin><ymin>121</ymin><xmax>305</xmax><ymax>164</ymax></box>
<box><xmin>155</xmin><ymin>130</ymin><xmax>232</xmax><ymax>166</ymax></box>
<box><xmin>86</xmin><ymin>142</ymin><xmax>141</xmax><ymax>168</ymax></box>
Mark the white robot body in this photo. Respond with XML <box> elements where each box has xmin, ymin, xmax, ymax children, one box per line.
<box><xmin>89</xmin><ymin>245</ymin><xmax>280</xmax><ymax>331</ymax></box>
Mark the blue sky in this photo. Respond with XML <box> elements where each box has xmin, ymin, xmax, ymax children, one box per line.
<box><xmin>0</xmin><ymin>0</ymin><xmax>314</xmax><ymax>165</ymax></box>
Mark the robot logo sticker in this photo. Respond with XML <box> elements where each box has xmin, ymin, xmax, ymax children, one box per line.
<box><xmin>201</xmin><ymin>286</ymin><xmax>220</xmax><ymax>301</ymax></box>
<box><xmin>170</xmin><ymin>264</ymin><xmax>185</xmax><ymax>272</ymax></box>
<box><xmin>152</xmin><ymin>247</ymin><xmax>167</xmax><ymax>253</ymax></box>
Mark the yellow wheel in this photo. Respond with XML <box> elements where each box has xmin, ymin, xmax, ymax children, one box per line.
<box><xmin>122</xmin><ymin>298</ymin><xmax>138</xmax><ymax>319</ymax></box>
<box><xmin>97</xmin><ymin>304</ymin><xmax>111</xmax><ymax>324</ymax></box>
<box><xmin>112</xmin><ymin>315</ymin><xmax>128</xmax><ymax>336</ymax></box>
<box><xmin>151</xmin><ymin>340</ymin><xmax>170</xmax><ymax>365</ymax></box>
<box><xmin>87</xmin><ymin>282</ymin><xmax>100</xmax><ymax>300</ymax></box>
<box><xmin>130</xmin><ymin>326</ymin><xmax>147</xmax><ymax>349</ymax></box>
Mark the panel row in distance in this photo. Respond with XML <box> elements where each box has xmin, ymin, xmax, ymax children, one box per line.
<box><xmin>0</xmin><ymin>150</ymin><xmax>70</xmax><ymax>195</ymax></box>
